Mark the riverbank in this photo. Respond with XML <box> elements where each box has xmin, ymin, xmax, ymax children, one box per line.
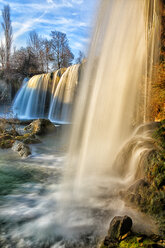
<box><xmin>100</xmin><ymin>120</ymin><xmax>165</xmax><ymax>248</ymax></box>
<box><xmin>0</xmin><ymin>120</ymin><xmax>164</xmax><ymax>248</ymax></box>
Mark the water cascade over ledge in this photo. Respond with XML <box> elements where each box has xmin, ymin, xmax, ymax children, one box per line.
<box><xmin>63</xmin><ymin>0</ymin><xmax>160</xmax><ymax>206</ymax></box>
<box><xmin>12</xmin><ymin>64</ymin><xmax>80</xmax><ymax>123</ymax></box>
<box><xmin>2</xmin><ymin>1</ymin><xmax>161</xmax><ymax>247</ymax></box>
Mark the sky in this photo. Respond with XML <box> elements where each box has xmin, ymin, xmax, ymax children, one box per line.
<box><xmin>0</xmin><ymin>0</ymin><xmax>98</xmax><ymax>60</ymax></box>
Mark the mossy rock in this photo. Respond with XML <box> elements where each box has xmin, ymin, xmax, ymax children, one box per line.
<box><xmin>0</xmin><ymin>139</ymin><xmax>15</xmax><ymax>148</ymax></box>
<box><xmin>0</xmin><ymin>132</ymin><xmax>41</xmax><ymax>149</ymax></box>
<box><xmin>15</xmin><ymin>133</ymin><xmax>41</xmax><ymax>144</ymax></box>
<box><xmin>12</xmin><ymin>141</ymin><xmax>31</xmax><ymax>158</ymax></box>
<box><xmin>24</xmin><ymin>119</ymin><xmax>56</xmax><ymax>135</ymax></box>
<box><xmin>121</xmin><ymin>121</ymin><xmax>165</xmax><ymax>235</ymax></box>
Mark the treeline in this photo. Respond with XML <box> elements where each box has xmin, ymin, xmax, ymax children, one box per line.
<box><xmin>0</xmin><ymin>5</ymin><xmax>85</xmax><ymax>83</ymax></box>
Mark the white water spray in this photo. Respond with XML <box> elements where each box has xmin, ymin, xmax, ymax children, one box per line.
<box><xmin>66</xmin><ymin>0</ymin><xmax>160</xmax><ymax>202</ymax></box>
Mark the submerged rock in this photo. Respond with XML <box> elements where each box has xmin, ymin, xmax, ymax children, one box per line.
<box><xmin>12</xmin><ymin>141</ymin><xmax>31</xmax><ymax>158</ymax></box>
<box><xmin>24</xmin><ymin>119</ymin><xmax>56</xmax><ymax>135</ymax></box>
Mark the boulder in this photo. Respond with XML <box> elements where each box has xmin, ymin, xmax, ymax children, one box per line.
<box><xmin>23</xmin><ymin>136</ymin><xmax>41</xmax><ymax>144</ymax></box>
<box><xmin>119</xmin><ymin>179</ymin><xmax>149</xmax><ymax>206</ymax></box>
<box><xmin>0</xmin><ymin>134</ymin><xmax>15</xmax><ymax>148</ymax></box>
<box><xmin>12</xmin><ymin>141</ymin><xmax>31</xmax><ymax>158</ymax></box>
<box><xmin>0</xmin><ymin>129</ymin><xmax>41</xmax><ymax>149</ymax></box>
<box><xmin>108</xmin><ymin>215</ymin><xmax>132</xmax><ymax>240</ymax></box>
<box><xmin>101</xmin><ymin>236</ymin><xmax>118</xmax><ymax>248</ymax></box>
<box><xmin>24</xmin><ymin>119</ymin><xmax>56</xmax><ymax>135</ymax></box>
<box><xmin>128</xmin><ymin>179</ymin><xmax>149</xmax><ymax>193</ymax></box>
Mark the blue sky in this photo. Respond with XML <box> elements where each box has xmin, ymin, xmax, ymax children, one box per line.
<box><xmin>0</xmin><ymin>0</ymin><xmax>98</xmax><ymax>59</ymax></box>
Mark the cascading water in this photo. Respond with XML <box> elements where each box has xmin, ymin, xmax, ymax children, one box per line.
<box><xmin>1</xmin><ymin>1</ymin><xmax>161</xmax><ymax>247</ymax></box>
<box><xmin>12</xmin><ymin>65</ymin><xmax>79</xmax><ymax>123</ymax></box>
<box><xmin>64</xmin><ymin>0</ymin><xmax>160</xmax><ymax>204</ymax></box>
<box><xmin>49</xmin><ymin>64</ymin><xmax>80</xmax><ymax>124</ymax></box>
<box><xmin>13</xmin><ymin>74</ymin><xmax>51</xmax><ymax>119</ymax></box>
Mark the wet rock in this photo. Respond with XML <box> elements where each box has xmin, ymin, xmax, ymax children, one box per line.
<box><xmin>0</xmin><ymin>134</ymin><xmax>15</xmax><ymax>148</ymax></box>
<box><xmin>12</xmin><ymin>141</ymin><xmax>31</xmax><ymax>158</ymax></box>
<box><xmin>0</xmin><ymin>128</ymin><xmax>41</xmax><ymax>149</ymax></box>
<box><xmin>15</xmin><ymin>133</ymin><xmax>41</xmax><ymax>144</ymax></box>
<box><xmin>24</xmin><ymin>119</ymin><xmax>56</xmax><ymax>135</ymax></box>
<box><xmin>23</xmin><ymin>136</ymin><xmax>41</xmax><ymax>144</ymax></box>
<box><xmin>102</xmin><ymin>236</ymin><xmax>118</xmax><ymax>248</ymax></box>
<box><xmin>120</xmin><ymin>179</ymin><xmax>149</xmax><ymax>206</ymax></box>
<box><xmin>126</xmin><ymin>193</ymin><xmax>142</xmax><ymax>205</ymax></box>
<box><xmin>145</xmin><ymin>244</ymin><xmax>163</xmax><ymax>248</ymax></box>
<box><xmin>0</xmin><ymin>118</ymin><xmax>31</xmax><ymax>126</ymax></box>
<box><xmin>128</xmin><ymin>179</ymin><xmax>149</xmax><ymax>193</ymax></box>
<box><xmin>100</xmin><ymin>215</ymin><xmax>165</xmax><ymax>248</ymax></box>
<box><xmin>108</xmin><ymin>215</ymin><xmax>132</xmax><ymax>239</ymax></box>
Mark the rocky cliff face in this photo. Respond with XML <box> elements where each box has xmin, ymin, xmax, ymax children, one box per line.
<box><xmin>0</xmin><ymin>80</ymin><xmax>11</xmax><ymax>104</ymax></box>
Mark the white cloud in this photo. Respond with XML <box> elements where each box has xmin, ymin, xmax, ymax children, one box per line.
<box><xmin>13</xmin><ymin>12</ymin><xmax>47</xmax><ymax>40</ymax></box>
<box><xmin>0</xmin><ymin>0</ymin><xmax>95</xmax><ymax>57</ymax></box>
<box><xmin>47</xmin><ymin>0</ymin><xmax>54</xmax><ymax>3</ymax></box>
<box><xmin>71</xmin><ymin>0</ymin><xmax>83</xmax><ymax>4</ymax></box>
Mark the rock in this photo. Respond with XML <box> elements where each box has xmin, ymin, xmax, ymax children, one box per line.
<box><xmin>0</xmin><ymin>134</ymin><xmax>15</xmax><ymax>148</ymax></box>
<box><xmin>145</xmin><ymin>245</ymin><xmax>163</xmax><ymax>248</ymax></box>
<box><xmin>23</xmin><ymin>136</ymin><xmax>41</xmax><ymax>144</ymax></box>
<box><xmin>101</xmin><ymin>236</ymin><xmax>118</xmax><ymax>248</ymax></box>
<box><xmin>121</xmin><ymin>231</ymin><xmax>131</xmax><ymax>240</ymax></box>
<box><xmin>108</xmin><ymin>215</ymin><xmax>132</xmax><ymax>240</ymax></box>
<box><xmin>15</xmin><ymin>133</ymin><xmax>41</xmax><ymax>144</ymax></box>
<box><xmin>126</xmin><ymin>193</ymin><xmax>141</xmax><ymax>205</ymax></box>
<box><xmin>100</xmin><ymin>215</ymin><xmax>164</xmax><ymax>248</ymax></box>
<box><xmin>128</xmin><ymin>179</ymin><xmax>149</xmax><ymax>193</ymax></box>
<box><xmin>0</xmin><ymin>129</ymin><xmax>41</xmax><ymax>149</ymax></box>
<box><xmin>120</xmin><ymin>179</ymin><xmax>149</xmax><ymax>206</ymax></box>
<box><xmin>24</xmin><ymin>119</ymin><xmax>56</xmax><ymax>135</ymax></box>
<box><xmin>12</xmin><ymin>141</ymin><xmax>31</xmax><ymax>158</ymax></box>
<box><xmin>136</xmin><ymin>237</ymin><xmax>144</xmax><ymax>243</ymax></box>
<box><xmin>0</xmin><ymin>118</ymin><xmax>32</xmax><ymax>125</ymax></box>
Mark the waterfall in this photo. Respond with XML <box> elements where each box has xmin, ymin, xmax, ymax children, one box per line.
<box><xmin>64</xmin><ymin>0</ymin><xmax>160</xmax><ymax>203</ymax></box>
<box><xmin>13</xmin><ymin>74</ymin><xmax>50</xmax><ymax>119</ymax></box>
<box><xmin>49</xmin><ymin>64</ymin><xmax>80</xmax><ymax>123</ymax></box>
<box><xmin>12</xmin><ymin>65</ymin><xmax>79</xmax><ymax>123</ymax></box>
<box><xmin>3</xmin><ymin>1</ymin><xmax>161</xmax><ymax>246</ymax></box>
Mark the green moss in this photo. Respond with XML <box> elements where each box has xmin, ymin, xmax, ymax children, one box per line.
<box><xmin>0</xmin><ymin>132</ymin><xmax>40</xmax><ymax>149</ymax></box>
<box><xmin>100</xmin><ymin>245</ymin><xmax>107</xmax><ymax>248</ymax></box>
<box><xmin>100</xmin><ymin>235</ymin><xmax>163</xmax><ymax>248</ymax></box>
<box><xmin>122</xmin><ymin>121</ymin><xmax>165</xmax><ymax>236</ymax></box>
<box><xmin>134</xmin><ymin>120</ymin><xmax>165</xmax><ymax>235</ymax></box>
<box><xmin>119</xmin><ymin>236</ymin><xmax>158</xmax><ymax>248</ymax></box>
<box><xmin>0</xmin><ymin>139</ymin><xmax>14</xmax><ymax>148</ymax></box>
<box><xmin>152</xmin><ymin>120</ymin><xmax>165</xmax><ymax>150</ymax></box>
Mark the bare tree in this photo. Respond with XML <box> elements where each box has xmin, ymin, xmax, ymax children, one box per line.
<box><xmin>0</xmin><ymin>42</ymin><xmax>5</xmax><ymax>70</ymax></box>
<box><xmin>50</xmin><ymin>31</ymin><xmax>74</xmax><ymax>69</ymax></box>
<box><xmin>42</xmin><ymin>39</ymin><xmax>53</xmax><ymax>72</ymax></box>
<box><xmin>27</xmin><ymin>31</ymin><xmax>52</xmax><ymax>72</ymax></box>
<box><xmin>76</xmin><ymin>50</ymin><xmax>85</xmax><ymax>64</ymax></box>
<box><xmin>28</xmin><ymin>31</ymin><xmax>40</xmax><ymax>51</ymax></box>
<box><xmin>1</xmin><ymin>5</ymin><xmax>12</xmax><ymax>70</ymax></box>
<box><xmin>11</xmin><ymin>47</ymin><xmax>41</xmax><ymax>77</ymax></box>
